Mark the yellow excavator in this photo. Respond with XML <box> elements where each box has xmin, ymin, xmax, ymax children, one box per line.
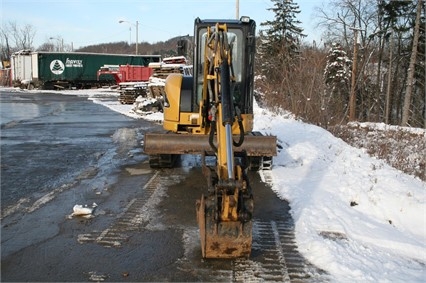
<box><xmin>144</xmin><ymin>16</ymin><xmax>277</xmax><ymax>258</ymax></box>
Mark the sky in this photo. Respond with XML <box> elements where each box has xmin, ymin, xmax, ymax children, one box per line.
<box><xmin>1</xmin><ymin>0</ymin><xmax>327</xmax><ymax>50</ymax></box>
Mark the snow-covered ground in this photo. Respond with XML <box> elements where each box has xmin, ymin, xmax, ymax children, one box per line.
<box><xmin>3</xmin><ymin>87</ymin><xmax>425</xmax><ymax>282</ymax></box>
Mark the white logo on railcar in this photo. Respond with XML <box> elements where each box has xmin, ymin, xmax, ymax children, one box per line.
<box><xmin>65</xmin><ymin>58</ymin><xmax>83</xmax><ymax>67</ymax></box>
<box><xmin>50</xmin><ymin>60</ymin><xmax>65</xmax><ymax>75</ymax></box>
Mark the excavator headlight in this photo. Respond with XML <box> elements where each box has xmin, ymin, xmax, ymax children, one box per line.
<box><xmin>240</xmin><ymin>16</ymin><xmax>250</xmax><ymax>23</ymax></box>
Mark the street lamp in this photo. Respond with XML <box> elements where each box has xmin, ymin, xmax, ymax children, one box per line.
<box><xmin>49</xmin><ymin>37</ymin><xmax>64</xmax><ymax>51</ymax></box>
<box><xmin>119</xmin><ymin>20</ymin><xmax>139</xmax><ymax>54</ymax></box>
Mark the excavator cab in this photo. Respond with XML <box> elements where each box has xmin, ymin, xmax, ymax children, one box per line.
<box><xmin>193</xmin><ymin>17</ymin><xmax>256</xmax><ymax>128</ymax></box>
<box><xmin>161</xmin><ymin>17</ymin><xmax>255</xmax><ymax>136</ymax></box>
<box><xmin>144</xmin><ymin>17</ymin><xmax>276</xmax><ymax>258</ymax></box>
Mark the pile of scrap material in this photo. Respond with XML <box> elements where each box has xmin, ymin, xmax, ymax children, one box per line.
<box><xmin>147</xmin><ymin>77</ymin><xmax>166</xmax><ymax>98</ymax></box>
<box><xmin>133</xmin><ymin>56</ymin><xmax>192</xmax><ymax>114</ymax></box>
<box><xmin>147</xmin><ymin>56</ymin><xmax>188</xmax><ymax>98</ymax></box>
<box><xmin>118</xmin><ymin>82</ymin><xmax>148</xmax><ymax>104</ymax></box>
<box><xmin>148</xmin><ymin>56</ymin><xmax>187</xmax><ymax>79</ymax></box>
<box><xmin>132</xmin><ymin>96</ymin><xmax>164</xmax><ymax>115</ymax></box>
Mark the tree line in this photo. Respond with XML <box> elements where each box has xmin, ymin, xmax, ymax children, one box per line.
<box><xmin>258</xmin><ymin>0</ymin><xmax>425</xmax><ymax>128</ymax></box>
<box><xmin>1</xmin><ymin>0</ymin><xmax>425</xmax><ymax>128</ymax></box>
<box><xmin>0</xmin><ymin>22</ymin><xmax>184</xmax><ymax>59</ymax></box>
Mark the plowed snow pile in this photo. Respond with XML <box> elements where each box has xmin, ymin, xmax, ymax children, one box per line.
<box><xmin>253</xmin><ymin>104</ymin><xmax>425</xmax><ymax>282</ymax></box>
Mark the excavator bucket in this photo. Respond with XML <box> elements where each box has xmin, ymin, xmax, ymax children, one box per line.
<box><xmin>196</xmin><ymin>194</ymin><xmax>253</xmax><ymax>258</ymax></box>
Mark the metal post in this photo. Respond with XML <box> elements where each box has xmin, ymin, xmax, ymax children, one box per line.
<box><xmin>136</xmin><ymin>21</ymin><xmax>139</xmax><ymax>55</ymax></box>
<box><xmin>236</xmin><ymin>0</ymin><xmax>239</xmax><ymax>19</ymax></box>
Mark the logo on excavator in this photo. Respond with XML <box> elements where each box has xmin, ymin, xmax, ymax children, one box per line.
<box><xmin>50</xmin><ymin>59</ymin><xmax>65</xmax><ymax>75</ymax></box>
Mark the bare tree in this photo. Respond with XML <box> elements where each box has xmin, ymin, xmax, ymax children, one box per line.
<box><xmin>0</xmin><ymin>21</ymin><xmax>36</xmax><ymax>60</ymax></box>
<box><xmin>316</xmin><ymin>0</ymin><xmax>379</xmax><ymax>49</ymax></box>
<box><xmin>7</xmin><ymin>21</ymin><xmax>36</xmax><ymax>50</ymax></box>
<box><xmin>0</xmin><ymin>28</ymin><xmax>11</xmax><ymax>62</ymax></box>
<box><xmin>316</xmin><ymin>0</ymin><xmax>394</xmax><ymax>123</ymax></box>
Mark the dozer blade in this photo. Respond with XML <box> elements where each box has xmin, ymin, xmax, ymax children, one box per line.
<box><xmin>144</xmin><ymin>132</ymin><xmax>276</xmax><ymax>157</ymax></box>
<box><xmin>196</xmin><ymin>194</ymin><xmax>253</xmax><ymax>259</ymax></box>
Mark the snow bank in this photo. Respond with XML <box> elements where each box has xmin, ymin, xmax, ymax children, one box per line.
<box><xmin>253</xmin><ymin>101</ymin><xmax>426</xmax><ymax>282</ymax></box>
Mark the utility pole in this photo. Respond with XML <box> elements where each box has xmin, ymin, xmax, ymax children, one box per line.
<box><xmin>119</xmin><ymin>20</ymin><xmax>139</xmax><ymax>55</ymax></box>
<box><xmin>349</xmin><ymin>27</ymin><xmax>362</xmax><ymax>121</ymax></box>
<box><xmin>236</xmin><ymin>0</ymin><xmax>239</xmax><ymax>19</ymax></box>
<box><xmin>49</xmin><ymin>37</ymin><xmax>64</xmax><ymax>51</ymax></box>
<box><xmin>385</xmin><ymin>30</ymin><xmax>394</xmax><ymax>125</ymax></box>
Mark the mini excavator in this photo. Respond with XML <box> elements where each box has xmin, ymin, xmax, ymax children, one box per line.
<box><xmin>144</xmin><ymin>17</ymin><xmax>277</xmax><ymax>258</ymax></box>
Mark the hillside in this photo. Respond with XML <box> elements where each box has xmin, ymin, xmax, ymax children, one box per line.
<box><xmin>75</xmin><ymin>36</ymin><xmax>192</xmax><ymax>58</ymax></box>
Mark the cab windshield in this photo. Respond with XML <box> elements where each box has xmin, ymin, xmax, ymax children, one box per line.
<box><xmin>195</xmin><ymin>27</ymin><xmax>243</xmax><ymax>109</ymax></box>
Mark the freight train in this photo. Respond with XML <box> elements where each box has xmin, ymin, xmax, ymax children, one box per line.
<box><xmin>10</xmin><ymin>50</ymin><xmax>161</xmax><ymax>89</ymax></box>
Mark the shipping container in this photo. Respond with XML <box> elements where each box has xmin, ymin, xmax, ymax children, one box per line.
<box><xmin>97</xmin><ymin>65</ymin><xmax>154</xmax><ymax>84</ymax></box>
<box><xmin>11</xmin><ymin>51</ymin><xmax>161</xmax><ymax>89</ymax></box>
<box><xmin>11</xmin><ymin>50</ymin><xmax>32</xmax><ymax>86</ymax></box>
<box><xmin>120</xmin><ymin>65</ymin><xmax>153</xmax><ymax>82</ymax></box>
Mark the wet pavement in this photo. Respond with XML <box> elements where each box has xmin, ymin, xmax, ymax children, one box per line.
<box><xmin>1</xmin><ymin>90</ymin><xmax>326</xmax><ymax>282</ymax></box>
<box><xmin>1</xmin><ymin>91</ymin><xmax>155</xmax><ymax>208</ymax></box>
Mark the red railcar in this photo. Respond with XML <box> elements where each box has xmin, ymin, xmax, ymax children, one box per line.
<box><xmin>97</xmin><ymin>64</ymin><xmax>153</xmax><ymax>84</ymax></box>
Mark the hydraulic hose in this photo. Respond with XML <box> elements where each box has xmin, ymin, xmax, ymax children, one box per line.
<box><xmin>209</xmin><ymin>118</ymin><xmax>218</xmax><ymax>153</ymax></box>
<box><xmin>233</xmin><ymin>106</ymin><xmax>244</xmax><ymax>147</ymax></box>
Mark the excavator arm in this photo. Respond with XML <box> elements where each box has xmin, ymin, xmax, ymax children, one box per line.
<box><xmin>196</xmin><ymin>22</ymin><xmax>254</xmax><ymax>258</ymax></box>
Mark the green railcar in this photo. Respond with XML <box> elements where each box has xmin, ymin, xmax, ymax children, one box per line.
<box><xmin>30</xmin><ymin>52</ymin><xmax>161</xmax><ymax>89</ymax></box>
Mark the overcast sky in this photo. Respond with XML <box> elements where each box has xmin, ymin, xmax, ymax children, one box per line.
<box><xmin>2</xmin><ymin>0</ymin><xmax>326</xmax><ymax>49</ymax></box>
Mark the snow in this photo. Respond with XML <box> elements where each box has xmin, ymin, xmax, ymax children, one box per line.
<box><xmin>2</xmin><ymin>86</ymin><xmax>425</xmax><ymax>282</ymax></box>
<box><xmin>71</xmin><ymin>203</ymin><xmax>97</xmax><ymax>217</ymax></box>
<box><xmin>252</xmin><ymin>106</ymin><xmax>425</xmax><ymax>282</ymax></box>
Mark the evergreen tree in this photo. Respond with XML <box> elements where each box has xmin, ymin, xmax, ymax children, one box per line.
<box><xmin>324</xmin><ymin>43</ymin><xmax>352</xmax><ymax>97</ymax></box>
<box><xmin>322</xmin><ymin>42</ymin><xmax>352</xmax><ymax>124</ymax></box>
<box><xmin>258</xmin><ymin>0</ymin><xmax>306</xmax><ymax>76</ymax></box>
